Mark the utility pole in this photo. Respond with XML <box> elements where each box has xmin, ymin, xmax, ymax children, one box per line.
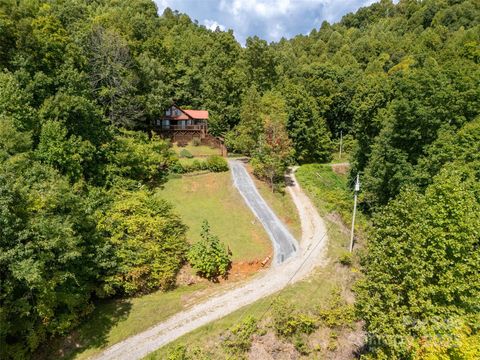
<box><xmin>349</xmin><ymin>174</ymin><xmax>360</xmax><ymax>252</ymax></box>
<box><xmin>339</xmin><ymin>130</ymin><xmax>343</xmax><ymax>160</ymax></box>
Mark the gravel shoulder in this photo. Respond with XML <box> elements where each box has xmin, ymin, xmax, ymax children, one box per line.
<box><xmin>92</xmin><ymin>162</ymin><xmax>329</xmax><ymax>360</ymax></box>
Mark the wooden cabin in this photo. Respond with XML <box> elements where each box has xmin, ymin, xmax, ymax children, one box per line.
<box><xmin>152</xmin><ymin>104</ymin><xmax>209</xmax><ymax>142</ymax></box>
<box><xmin>152</xmin><ymin>104</ymin><xmax>227</xmax><ymax>156</ymax></box>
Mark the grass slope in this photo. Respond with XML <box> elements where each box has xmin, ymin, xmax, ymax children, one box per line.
<box><xmin>159</xmin><ymin>171</ymin><xmax>271</xmax><ymax>262</ymax></box>
<box><xmin>44</xmin><ymin>283</ymin><xmax>210</xmax><ymax>360</ymax></box>
<box><xmin>173</xmin><ymin>144</ymin><xmax>221</xmax><ymax>157</ymax></box>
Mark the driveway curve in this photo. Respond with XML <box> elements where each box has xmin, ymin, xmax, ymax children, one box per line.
<box><xmin>92</xmin><ymin>161</ymin><xmax>329</xmax><ymax>360</ymax></box>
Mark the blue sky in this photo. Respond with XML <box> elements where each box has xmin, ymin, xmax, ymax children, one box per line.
<box><xmin>153</xmin><ymin>0</ymin><xmax>379</xmax><ymax>44</ymax></box>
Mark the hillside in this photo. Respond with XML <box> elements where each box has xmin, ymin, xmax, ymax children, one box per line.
<box><xmin>1</xmin><ymin>0</ymin><xmax>479</xmax><ymax>359</ymax></box>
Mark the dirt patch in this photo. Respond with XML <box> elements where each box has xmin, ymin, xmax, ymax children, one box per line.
<box><xmin>331</xmin><ymin>163</ymin><xmax>350</xmax><ymax>175</ymax></box>
<box><xmin>249</xmin><ymin>332</ymin><xmax>299</xmax><ymax>360</ymax></box>
<box><xmin>228</xmin><ymin>257</ymin><xmax>271</xmax><ymax>280</ymax></box>
<box><xmin>176</xmin><ymin>264</ymin><xmax>207</xmax><ymax>287</ymax></box>
<box><xmin>325</xmin><ymin>212</ymin><xmax>350</xmax><ymax>235</ymax></box>
<box><xmin>176</xmin><ymin>258</ymin><xmax>271</xmax><ymax>289</ymax></box>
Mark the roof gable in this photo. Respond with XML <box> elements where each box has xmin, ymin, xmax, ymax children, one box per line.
<box><xmin>165</xmin><ymin>105</ymin><xmax>208</xmax><ymax>120</ymax></box>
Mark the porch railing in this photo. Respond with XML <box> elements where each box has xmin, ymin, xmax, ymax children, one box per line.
<box><xmin>156</xmin><ymin>124</ymin><xmax>207</xmax><ymax>131</ymax></box>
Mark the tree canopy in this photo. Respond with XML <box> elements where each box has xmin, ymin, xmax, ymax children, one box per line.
<box><xmin>1</xmin><ymin>0</ymin><xmax>479</xmax><ymax>358</ymax></box>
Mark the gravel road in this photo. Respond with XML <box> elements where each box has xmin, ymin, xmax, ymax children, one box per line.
<box><xmin>92</xmin><ymin>161</ymin><xmax>329</xmax><ymax>360</ymax></box>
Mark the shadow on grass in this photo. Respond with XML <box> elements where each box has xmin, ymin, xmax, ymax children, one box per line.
<box><xmin>39</xmin><ymin>299</ymin><xmax>132</xmax><ymax>360</ymax></box>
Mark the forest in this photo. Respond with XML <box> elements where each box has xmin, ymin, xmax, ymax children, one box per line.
<box><xmin>0</xmin><ymin>0</ymin><xmax>479</xmax><ymax>358</ymax></box>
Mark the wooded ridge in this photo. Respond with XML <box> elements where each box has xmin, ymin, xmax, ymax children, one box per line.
<box><xmin>0</xmin><ymin>0</ymin><xmax>479</xmax><ymax>358</ymax></box>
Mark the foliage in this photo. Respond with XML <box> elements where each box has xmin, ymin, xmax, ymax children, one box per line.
<box><xmin>0</xmin><ymin>158</ymin><xmax>109</xmax><ymax>358</ymax></box>
<box><xmin>0</xmin><ymin>117</ymin><xmax>32</xmax><ymax>156</ymax></box>
<box><xmin>222</xmin><ymin>316</ymin><xmax>258</xmax><ymax>356</ymax></box>
<box><xmin>281</xmin><ymin>81</ymin><xmax>332</xmax><ymax>163</ymax></box>
<box><xmin>97</xmin><ymin>190</ymin><xmax>188</xmax><ymax>295</ymax></box>
<box><xmin>317</xmin><ymin>289</ymin><xmax>356</xmax><ymax>329</ymax></box>
<box><xmin>187</xmin><ymin>220</ymin><xmax>231</xmax><ymax>281</ymax></box>
<box><xmin>272</xmin><ymin>299</ymin><xmax>317</xmax><ymax>338</ymax></box>
<box><xmin>225</xmin><ymin>86</ymin><xmax>263</xmax><ymax>155</ymax></box>
<box><xmin>205</xmin><ymin>155</ymin><xmax>228</xmax><ymax>172</ymax></box>
<box><xmin>251</xmin><ymin>91</ymin><xmax>294</xmax><ymax>188</ymax></box>
<box><xmin>106</xmin><ymin>130</ymin><xmax>175</xmax><ymax>185</ymax></box>
<box><xmin>1</xmin><ymin>0</ymin><xmax>479</xmax><ymax>356</ymax></box>
<box><xmin>295</xmin><ymin>164</ymin><xmax>353</xmax><ymax>223</ymax></box>
<box><xmin>338</xmin><ymin>252</ymin><xmax>353</xmax><ymax>266</ymax></box>
<box><xmin>172</xmin><ymin>155</ymin><xmax>228</xmax><ymax>174</ymax></box>
<box><xmin>166</xmin><ymin>345</ymin><xmax>209</xmax><ymax>360</ymax></box>
<box><xmin>179</xmin><ymin>148</ymin><xmax>193</xmax><ymax>158</ymax></box>
<box><xmin>36</xmin><ymin>120</ymin><xmax>95</xmax><ymax>182</ymax></box>
<box><xmin>355</xmin><ymin>165</ymin><xmax>480</xmax><ymax>358</ymax></box>
<box><xmin>411</xmin><ymin>323</ymin><xmax>480</xmax><ymax>360</ymax></box>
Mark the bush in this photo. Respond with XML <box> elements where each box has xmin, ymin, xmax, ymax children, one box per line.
<box><xmin>106</xmin><ymin>130</ymin><xmax>175</xmax><ymax>185</ymax></box>
<box><xmin>293</xmin><ymin>335</ymin><xmax>310</xmax><ymax>355</ymax></box>
<box><xmin>338</xmin><ymin>251</ymin><xmax>353</xmax><ymax>266</ymax></box>
<box><xmin>317</xmin><ymin>289</ymin><xmax>356</xmax><ymax>328</ymax></box>
<box><xmin>170</xmin><ymin>156</ymin><xmax>228</xmax><ymax>174</ymax></box>
<box><xmin>187</xmin><ymin>220</ymin><xmax>231</xmax><ymax>281</ymax></box>
<box><xmin>205</xmin><ymin>155</ymin><xmax>228</xmax><ymax>172</ymax></box>
<box><xmin>179</xmin><ymin>148</ymin><xmax>193</xmax><ymax>158</ymax></box>
<box><xmin>272</xmin><ymin>299</ymin><xmax>317</xmax><ymax>337</ymax></box>
<box><xmin>222</xmin><ymin>316</ymin><xmax>258</xmax><ymax>355</ymax></box>
<box><xmin>170</xmin><ymin>161</ymin><xmax>185</xmax><ymax>174</ymax></box>
<box><xmin>166</xmin><ymin>345</ymin><xmax>207</xmax><ymax>360</ymax></box>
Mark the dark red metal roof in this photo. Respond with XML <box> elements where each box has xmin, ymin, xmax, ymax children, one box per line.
<box><xmin>165</xmin><ymin>106</ymin><xmax>209</xmax><ymax>121</ymax></box>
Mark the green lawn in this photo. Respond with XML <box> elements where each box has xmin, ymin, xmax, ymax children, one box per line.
<box><xmin>159</xmin><ymin>171</ymin><xmax>272</xmax><ymax>262</ymax></box>
<box><xmin>173</xmin><ymin>143</ymin><xmax>222</xmax><ymax>157</ymax></box>
<box><xmin>44</xmin><ymin>283</ymin><xmax>212</xmax><ymax>360</ymax></box>
<box><xmin>149</xmin><ymin>163</ymin><xmax>364</xmax><ymax>359</ymax></box>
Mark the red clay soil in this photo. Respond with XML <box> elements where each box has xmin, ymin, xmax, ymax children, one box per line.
<box><xmin>176</xmin><ymin>256</ymin><xmax>272</xmax><ymax>287</ymax></box>
<box><xmin>228</xmin><ymin>257</ymin><xmax>271</xmax><ymax>280</ymax></box>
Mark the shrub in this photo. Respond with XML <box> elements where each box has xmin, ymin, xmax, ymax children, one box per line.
<box><xmin>191</xmin><ymin>137</ymin><xmax>201</xmax><ymax>146</ymax></box>
<box><xmin>205</xmin><ymin>155</ymin><xmax>228</xmax><ymax>172</ymax></box>
<box><xmin>166</xmin><ymin>345</ymin><xmax>207</xmax><ymax>360</ymax></box>
<box><xmin>179</xmin><ymin>148</ymin><xmax>193</xmax><ymax>158</ymax></box>
<box><xmin>170</xmin><ymin>156</ymin><xmax>228</xmax><ymax>174</ymax></box>
<box><xmin>167</xmin><ymin>345</ymin><xmax>188</xmax><ymax>360</ymax></box>
<box><xmin>317</xmin><ymin>289</ymin><xmax>356</xmax><ymax>328</ymax></box>
<box><xmin>338</xmin><ymin>251</ymin><xmax>353</xmax><ymax>266</ymax></box>
<box><xmin>187</xmin><ymin>220</ymin><xmax>231</xmax><ymax>281</ymax></box>
<box><xmin>272</xmin><ymin>299</ymin><xmax>317</xmax><ymax>337</ymax></box>
<box><xmin>293</xmin><ymin>335</ymin><xmax>310</xmax><ymax>355</ymax></box>
<box><xmin>170</xmin><ymin>161</ymin><xmax>185</xmax><ymax>174</ymax></box>
<box><xmin>222</xmin><ymin>316</ymin><xmax>258</xmax><ymax>355</ymax></box>
<box><xmin>191</xmin><ymin>159</ymin><xmax>202</xmax><ymax>171</ymax></box>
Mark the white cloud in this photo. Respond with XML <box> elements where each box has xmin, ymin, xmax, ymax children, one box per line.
<box><xmin>204</xmin><ymin>19</ymin><xmax>226</xmax><ymax>31</ymax></box>
<box><xmin>154</xmin><ymin>0</ymin><xmax>382</xmax><ymax>44</ymax></box>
